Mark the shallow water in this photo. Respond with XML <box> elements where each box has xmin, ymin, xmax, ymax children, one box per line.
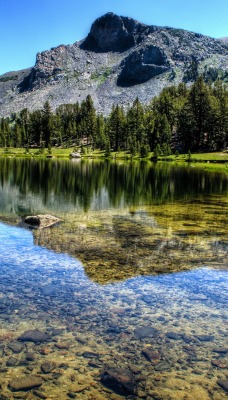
<box><xmin>0</xmin><ymin>159</ymin><xmax>227</xmax><ymax>399</ymax></box>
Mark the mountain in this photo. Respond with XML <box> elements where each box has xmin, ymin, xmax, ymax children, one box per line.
<box><xmin>0</xmin><ymin>12</ymin><xmax>227</xmax><ymax>116</ymax></box>
<box><xmin>219</xmin><ymin>37</ymin><xmax>228</xmax><ymax>44</ymax></box>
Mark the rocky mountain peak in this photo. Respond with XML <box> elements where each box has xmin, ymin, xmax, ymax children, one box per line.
<box><xmin>0</xmin><ymin>13</ymin><xmax>227</xmax><ymax>117</ymax></box>
<box><xmin>81</xmin><ymin>12</ymin><xmax>156</xmax><ymax>52</ymax></box>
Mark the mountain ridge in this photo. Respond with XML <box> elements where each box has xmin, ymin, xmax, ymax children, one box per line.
<box><xmin>0</xmin><ymin>12</ymin><xmax>227</xmax><ymax>116</ymax></box>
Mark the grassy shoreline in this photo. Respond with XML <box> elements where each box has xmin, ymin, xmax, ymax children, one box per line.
<box><xmin>0</xmin><ymin>147</ymin><xmax>227</xmax><ymax>170</ymax></box>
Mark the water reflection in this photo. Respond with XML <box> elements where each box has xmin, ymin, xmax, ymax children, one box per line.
<box><xmin>0</xmin><ymin>222</ymin><xmax>227</xmax><ymax>399</ymax></box>
<box><xmin>32</xmin><ymin>198</ymin><xmax>227</xmax><ymax>284</ymax></box>
<box><xmin>0</xmin><ymin>158</ymin><xmax>227</xmax><ymax>215</ymax></box>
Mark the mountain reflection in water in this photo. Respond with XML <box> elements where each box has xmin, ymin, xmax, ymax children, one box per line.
<box><xmin>0</xmin><ymin>222</ymin><xmax>227</xmax><ymax>399</ymax></box>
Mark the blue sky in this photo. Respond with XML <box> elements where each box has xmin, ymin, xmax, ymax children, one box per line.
<box><xmin>0</xmin><ymin>0</ymin><xmax>227</xmax><ymax>75</ymax></box>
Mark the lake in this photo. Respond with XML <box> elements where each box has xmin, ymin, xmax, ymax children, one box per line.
<box><xmin>0</xmin><ymin>158</ymin><xmax>227</xmax><ymax>399</ymax></box>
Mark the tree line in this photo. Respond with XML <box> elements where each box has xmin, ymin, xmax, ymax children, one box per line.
<box><xmin>0</xmin><ymin>77</ymin><xmax>227</xmax><ymax>155</ymax></box>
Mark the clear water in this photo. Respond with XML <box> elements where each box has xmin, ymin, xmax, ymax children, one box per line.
<box><xmin>0</xmin><ymin>158</ymin><xmax>227</xmax><ymax>399</ymax></box>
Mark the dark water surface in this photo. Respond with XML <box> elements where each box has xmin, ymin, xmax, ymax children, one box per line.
<box><xmin>0</xmin><ymin>158</ymin><xmax>227</xmax><ymax>399</ymax></box>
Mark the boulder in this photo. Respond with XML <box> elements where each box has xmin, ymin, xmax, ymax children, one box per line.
<box><xmin>82</xmin><ymin>351</ymin><xmax>100</xmax><ymax>359</ymax></box>
<box><xmin>24</xmin><ymin>214</ymin><xmax>61</xmax><ymax>229</ymax></box>
<box><xmin>101</xmin><ymin>367</ymin><xmax>136</xmax><ymax>395</ymax></box>
<box><xmin>24</xmin><ymin>215</ymin><xmax>40</xmax><ymax>226</ymax></box>
<box><xmin>134</xmin><ymin>325</ymin><xmax>158</xmax><ymax>339</ymax></box>
<box><xmin>8</xmin><ymin>341</ymin><xmax>24</xmax><ymax>353</ymax></box>
<box><xmin>9</xmin><ymin>376</ymin><xmax>43</xmax><ymax>392</ymax></box>
<box><xmin>217</xmin><ymin>379</ymin><xmax>228</xmax><ymax>393</ymax></box>
<box><xmin>41</xmin><ymin>361</ymin><xmax>56</xmax><ymax>374</ymax></box>
<box><xmin>70</xmin><ymin>152</ymin><xmax>81</xmax><ymax>158</ymax></box>
<box><xmin>166</xmin><ymin>331</ymin><xmax>181</xmax><ymax>340</ymax></box>
<box><xmin>142</xmin><ymin>348</ymin><xmax>160</xmax><ymax>364</ymax></box>
<box><xmin>25</xmin><ymin>352</ymin><xmax>36</xmax><ymax>361</ymax></box>
<box><xmin>18</xmin><ymin>329</ymin><xmax>49</xmax><ymax>343</ymax></box>
<box><xmin>213</xmin><ymin>347</ymin><xmax>228</xmax><ymax>354</ymax></box>
<box><xmin>211</xmin><ymin>360</ymin><xmax>226</xmax><ymax>368</ymax></box>
<box><xmin>196</xmin><ymin>335</ymin><xmax>214</xmax><ymax>342</ymax></box>
<box><xmin>6</xmin><ymin>356</ymin><xmax>18</xmax><ymax>367</ymax></box>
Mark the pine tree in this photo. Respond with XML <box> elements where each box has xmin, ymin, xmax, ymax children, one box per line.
<box><xmin>104</xmin><ymin>139</ymin><xmax>111</xmax><ymax>157</ymax></box>
<box><xmin>127</xmin><ymin>98</ymin><xmax>145</xmax><ymax>145</ymax></box>
<box><xmin>42</xmin><ymin>101</ymin><xmax>53</xmax><ymax>148</ymax></box>
<box><xmin>149</xmin><ymin>113</ymin><xmax>171</xmax><ymax>151</ymax></box>
<box><xmin>213</xmin><ymin>80</ymin><xmax>228</xmax><ymax>149</ymax></box>
<box><xmin>177</xmin><ymin>77</ymin><xmax>214</xmax><ymax>151</ymax></box>
<box><xmin>19</xmin><ymin>108</ymin><xmax>30</xmax><ymax>146</ymax></box>
<box><xmin>80</xmin><ymin>95</ymin><xmax>96</xmax><ymax>147</ymax></box>
<box><xmin>95</xmin><ymin>114</ymin><xmax>107</xmax><ymax>149</ymax></box>
<box><xmin>29</xmin><ymin>110</ymin><xmax>43</xmax><ymax>146</ymax></box>
<box><xmin>12</xmin><ymin>123</ymin><xmax>22</xmax><ymax>147</ymax></box>
<box><xmin>108</xmin><ymin>105</ymin><xmax>126</xmax><ymax>151</ymax></box>
<box><xmin>153</xmin><ymin>87</ymin><xmax>178</xmax><ymax>131</ymax></box>
<box><xmin>0</xmin><ymin>118</ymin><xmax>8</xmax><ymax>147</ymax></box>
<box><xmin>140</xmin><ymin>143</ymin><xmax>150</xmax><ymax>158</ymax></box>
<box><xmin>129</xmin><ymin>135</ymin><xmax>137</xmax><ymax>157</ymax></box>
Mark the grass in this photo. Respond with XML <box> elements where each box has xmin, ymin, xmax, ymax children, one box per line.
<box><xmin>0</xmin><ymin>147</ymin><xmax>72</xmax><ymax>158</ymax></box>
<box><xmin>160</xmin><ymin>151</ymin><xmax>228</xmax><ymax>162</ymax></box>
<box><xmin>164</xmin><ymin>152</ymin><xmax>228</xmax><ymax>162</ymax></box>
<box><xmin>0</xmin><ymin>147</ymin><xmax>142</xmax><ymax>160</ymax></box>
<box><xmin>91</xmin><ymin>67</ymin><xmax>111</xmax><ymax>84</ymax></box>
<box><xmin>159</xmin><ymin>152</ymin><xmax>228</xmax><ymax>172</ymax></box>
<box><xmin>0</xmin><ymin>147</ymin><xmax>227</xmax><ymax>172</ymax></box>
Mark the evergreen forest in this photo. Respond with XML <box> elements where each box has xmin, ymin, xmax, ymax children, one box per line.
<box><xmin>0</xmin><ymin>77</ymin><xmax>227</xmax><ymax>156</ymax></box>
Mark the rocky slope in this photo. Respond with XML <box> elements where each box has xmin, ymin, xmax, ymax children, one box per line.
<box><xmin>0</xmin><ymin>12</ymin><xmax>227</xmax><ymax>116</ymax></box>
<box><xmin>220</xmin><ymin>37</ymin><xmax>228</xmax><ymax>44</ymax></box>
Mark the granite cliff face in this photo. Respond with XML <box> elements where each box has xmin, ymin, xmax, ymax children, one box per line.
<box><xmin>81</xmin><ymin>13</ymin><xmax>156</xmax><ymax>52</ymax></box>
<box><xmin>0</xmin><ymin>12</ymin><xmax>227</xmax><ymax>116</ymax></box>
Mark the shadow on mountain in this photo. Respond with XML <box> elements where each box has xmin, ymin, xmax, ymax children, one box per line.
<box><xmin>17</xmin><ymin>71</ymin><xmax>32</xmax><ymax>93</ymax></box>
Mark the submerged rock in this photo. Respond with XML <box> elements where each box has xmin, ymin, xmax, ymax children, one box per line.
<box><xmin>41</xmin><ymin>361</ymin><xmax>57</xmax><ymax>374</ymax></box>
<box><xmin>9</xmin><ymin>376</ymin><xmax>43</xmax><ymax>391</ymax></box>
<box><xmin>101</xmin><ymin>367</ymin><xmax>136</xmax><ymax>395</ymax></box>
<box><xmin>217</xmin><ymin>379</ymin><xmax>228</xmax><ymax>393</ymax></box>
<box><xmin>52</xmin><ymin>328</ymin><xmax>65</xmax><ymax>336</ymax></box>
<box><xmin>142</xmin><ymin>348</ymin><xmax>160</xmax><ymax>364</ymax></box>
<box><xmin>67</xmin><ymin>384</ymin><xmax>89</xmax><ymax>395</ymax></box>
<box><xmin>154</xmin><ymin>361</ymin><xmax>171</xmax><ymax>371</ymax></box>
<box><xmin>213</xmin><ymin>347</ymin><xmax>228</xmax><ymax>354</ymax></box>
<box><xmin>8</xmin><ymin>341</ymin><xmax>24</xmax><ymax>353</ymax></box>
<box><xmin>211</xmin><ymin>360</ymin><xmax>227</xmax><ymax>368</ymax></box>
<box><xmin>18</xmin><ymin>329</ymin><xmax>49</xmax><ymax>343</ymax></box>
<box><xmin>166</xmin><ymin>331</ymin><xmax>181</xmax><ymax>340</ymax></box>
<box><xmin>134</xmin><ymin>325</ymin><xmax>158</xmax><ymax>339</ymax></box>
<box><xmin>55</xmin><ymin>342</ymin><xmax>70</xmax><ymax>350</ymax></box>
<box><xmin>33</xmin><ymin>390</ymin><xmax>47</xmax><ymax>399</ymax></box>
<box><xmin>82</xmin><ymin>351</ymin><xmax>100</xmax><ymax>359</ymax></box>
<box><xmin>25</xmin><ymin>352</ymin><xmax>36</xmax><ymax>361</ymax></box>
<box><xmin>196</xmin><ymin>335</ymin><xmax>214</xmax><ymax>342</ymax></box>
<box><xmin>6</xmin><ymin>356</ymin><xmax>18</xmax><ymax>366</ymax></box>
